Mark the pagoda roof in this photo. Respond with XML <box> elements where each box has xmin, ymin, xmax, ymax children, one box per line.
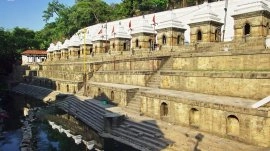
<box><xmin>78</xmin><ymin>28</ymin><xmax>93</xmax><ymax>45</ymax></box>
<box><xmin>109</xmin><ymin>22</ymin><xmax>131</xmax><ymax>39</ymax></box>
<box><xmin>131</xmin><ymin>16</ymin><xmax>155</xmax><ymax>35</ymax></box>
<box><xmin>189</xmin><ymin>2</ymin><xmax>222</xmax><ymax>24</ymax></box>
<box><xmin>233</xmin><ymin>0</ymin><xmax>270</xmax><ymax>16</ymax></box>
<box><xmin>61</xmin><ymin>39</ymin><xmax>70</xmax><ymax>49</ymax></box>
<box><xmin>69</xmin><ymin>34</ymin><xmax>81</xmax><ymax>47</ymax></box>
<box><xmin>156</xmin><ymin>10</ymin><xmax>185</xmax><ymax>30</ymax></box>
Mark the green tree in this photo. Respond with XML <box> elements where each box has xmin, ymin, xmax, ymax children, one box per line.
<box><xmin>0</xmin><ymin>27</ymin><xmax>41</xmax><ymax>74</ymax></box>
<box><xmin>42</xmin><ymin>0</ymin><xmax>66</xmax><ymax>23</ymax></box>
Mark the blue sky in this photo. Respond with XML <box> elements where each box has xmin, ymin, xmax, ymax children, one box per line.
<box><xmin>0</xmin><ymin>0</ymin><xmax>121</xmax><ymax>31</ymax></box>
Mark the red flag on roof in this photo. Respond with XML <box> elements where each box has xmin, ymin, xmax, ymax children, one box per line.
<box><xmin>112</xmin><ymin>26</ymin><xmax>115</xmax><ymax>34</ymax></box>
<box><xmin>152</xmin><ymin>15</ymin><xmax>156</xmax><ymax>24</ymax></box>
<box><xmin>128</xmin><ymin>20</ymin><xmax>131</xmax><ymax>29</ymax></box>
<box><xmin>98</xmin><ymin>28</ymin><xmax>102</xmax><ymax>34</ymax></box>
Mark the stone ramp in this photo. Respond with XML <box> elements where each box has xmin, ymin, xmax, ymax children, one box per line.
<box><xmin>11</xmin><ymin>83</ymin><xmax>59</xmax><ymax>102</ymax></box>
<box><xmin>54</xmin><ymin>96</ymin><xmax>112</xmax><ymax>133</ymax></box>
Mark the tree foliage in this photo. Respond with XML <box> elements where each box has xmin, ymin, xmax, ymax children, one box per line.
<box><xmin>0</xmin><ymin>27</ymin><xmax>41</xmax><ymax>74</ymax></box>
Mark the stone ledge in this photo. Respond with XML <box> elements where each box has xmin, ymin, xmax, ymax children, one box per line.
<box><xmin>51</xmin><ymin>78</ymin><xmax>83</xmax><ymax>84</ymax></box>
<box><xmin>174</xmin><ymin>49</ymin><xmax>270</xmax><ymax>58</ymax></box>
<box><xmin>160</xmin><ymin>71</ymin><xmax>270</xmax><ymax>79</ymax></box>
<box><xmin>140</xmin><ymin>89</ymin><xmax>269</xmax><ymax>117</ymax></box>
<box><xmin>95</xmin><ymin>70</ymin><xmax>155</xmax><ymax>75</ymax></box>
<box><xmin>89</xmin><ymin>82</ymin><xmax>140</xmax><ymax>92</ymax></box>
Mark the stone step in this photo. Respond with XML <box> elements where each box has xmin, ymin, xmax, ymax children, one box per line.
<box><xmin>111</xmin><ymin>128</ymin><xmax>163</xmax><ymax>151</ymax></box>
<box><xmin>59</xmin><ymin>103</ymin><xmax>103</xmax><ymax>132</ymax></box>
<box><xmin>59</xmin><ymin>97</ymin><xmax>106</xmax><ymax>119</ymax></box>
<box><xmin>58</xmin><ymin>100</ymin><xmax>105</xmax><ymax>124</ymax></box>
<box><xmin>126</xmin><ymin>105</ymin><xmax>140</xmax><ymax>112</ymax></box>
<box><xmin>141</xmin><ymin>136</ymin><xmax>168</xmax><ymax>148</ymax></box>
<box><xmin>147</xmin><ymin>84</ymin><xmax>159</xmax><ymax>88</ymax></box>
<box><xmin>127</xmin><ymin>100</ymin><xmax>140</xmax><ymax>106</ymax></box>
<box><xmin>124</xmin><ymin>108</ymin><xmax>140</xmax><ymax>115</ymax></box>
<box><xmin>125</xmin><ymin>106</ymin><xmax>140</xmax><ymax>113</ymax></box>
<box><xmin>124</xmin><ymin>120</ymin><xmax>163</xmax><ymax>137</ymax></box>
<box><xmin>148</xmin><ymin>79</ymin><xmax>160</xmax><ymax>83</ymax></box>
<box><xmin>126</xmin><ymin>100</ymin><xmax>140</xmax><ymax>110</ymax></box>
<box><xmin>128</xmin><ymin>127</ymin><xmax>170</xmax><ymax>147</ymax></box>
<box><xmin>57</xmin><ymin>100</ymin><xmax>104</xmax><ymax>132</ymax></box>
<box><xmin>151</xmin><ymin>76</ymin><xmax>160</xmax><ymax>79</ymax></box>
<box><xmin>147</xmin><ymin>81</ymin><xmax>159</xmax><ymax>85</ymax></box>
<box><xmin>116</xmin><ymin>126</ymin><xmax>168</xmax><ymax>148</ymax></box>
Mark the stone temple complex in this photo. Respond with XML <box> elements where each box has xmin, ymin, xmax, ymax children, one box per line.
<box><xmin>11</xmin><ymin>0</ymin><xmax>270</xmax><ymax>150</ymax></box>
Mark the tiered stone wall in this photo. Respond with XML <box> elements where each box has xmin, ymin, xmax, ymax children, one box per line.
<box><xmin>91</xmin><ymin>58</ymin><xmax>163</xmax><ymax>86</ymax></box>
<box><xmin>87</xmin><ymin>82</ymin><xmax>138</xmax><ymax>107</ymax></box>
<box><xmin>33</xmin><ymin>37</ymin><xmax>270</xmax><ymax>148</ymax></box>
<box><xmin>100</xmin><ymin>59</ymin><xmax>162</xmax><ymax>71</ymax></box>
<box><xmin>160</xmin><ymin>51</ymin><xmax>270</xmax><ymax>99</ymax></box>
<box><xmin>140</xmin><ymin>91</ymin><xmax>270</xmax><ymax>147</ymax></box>
<box><xmin>92</xmin><ymin>71</ymin><xmax>152</xmax><ymax>86</ymax></box>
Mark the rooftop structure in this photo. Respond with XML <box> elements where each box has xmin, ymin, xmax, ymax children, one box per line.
<box><xmin>21</xmin><ymin>50</ymin><xmax>47</xmax><ymax>65</ymax></box>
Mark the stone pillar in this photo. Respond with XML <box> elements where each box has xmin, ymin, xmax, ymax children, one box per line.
<box><xmin>231</xmin><ymin>1</ymin><xmax>270</xmax><ymax>42</ymax></box>
<box><xmin>80</xmin><ymin>44</ymin><xmax>93</xmax><ymax>56</ymax></box>
<box><xmin>189</xmin><ymin>21</ymin><xmax>223</xmax><ymax>44</ymax></box>
<box><xmin>55</xmin><ymin>51</ymin><xmax>61</xmax><ymax>60</ymax></box>
<box><xmin>110</xmin><ymin>38</ymin><xmax>130</xmax><ymax>52</ymax></box>
<box><xmin>157</xmin><ymin>28</ymin><xmax>186</xmax><ymax>48</ymax></box>
<box><xmin>93</xmin><ymin>40</ymin><xmax>108</xmax><ymax>53</ymax></box>
<box><xmin>68</xmin><ymin>46</ymin><xmax>80</xmax><ymax>58</ymax></box>
<box><xmin>131</xmin><ymin>33</ymin><xmax>155</xmax><ymax>50</ymax></box>
<box><xmin>232</xmin><ymin>11</ymin><xmax>270</xmax><ymax>41</ymax></box>
<box><xmin>61</xmin><ymin>49</ymin><xmax>69</xmax><ymax>60</ymax></box>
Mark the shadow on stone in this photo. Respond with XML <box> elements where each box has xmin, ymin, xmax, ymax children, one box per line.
<box><xmin>194</xmin><ymin>133</ymin><xmax>204</xmax><ymax>151</ymax></box>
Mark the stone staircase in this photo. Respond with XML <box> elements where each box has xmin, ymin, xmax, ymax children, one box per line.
<box><xmin>161</xmin><ymin>56</ymin><xmax>174</xmax><ymax>71</ymax></box>
<box><xmin>124</xmin><ymin>92</ymin><xmax>141</xmax><ymax>115</ymax></box>
<box><xmin>76</xmin><ymin>71</ymin><xmax>95</xmax><ymax>96</ymax></box>
<box><xmin>146</xmin><ymin>56</ymin><xmax>174</xmax><ymax>88</ymax></box>
<box><xmin>111</xmin><ymin>119</ymin><xmax>173</xmax><ymax>151</ymax></box>
<box><xmin>76</xmin><ymin>86</ymin><xmax>85</xmax><ymax>96</ymax></box>
<box><xmin>55</xmin><ymin>96</ymin><xmax>107</xmax><ymax>133</ymax></box>
<box><xmin>12</xmin><ymin>83</ymin><xmax>58</xmax><ymax>101</ymax></box>
<box><xmin>146</xmin><ymin>73</ymin><xmax>160</xmax><ymax>88</ymax></box>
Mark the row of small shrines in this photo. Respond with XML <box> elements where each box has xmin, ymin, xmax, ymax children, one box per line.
<box><xmin>46</xmin><ymin>3</ymin><xmax>270</xmax><ymax>61</ymax></box>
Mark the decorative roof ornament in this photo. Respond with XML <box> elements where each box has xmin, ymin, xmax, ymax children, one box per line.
<box><xmin>156</xmin><ymin>10</ymin><xmax>185</xmax><ymax>30</ymax></box>
<box><xmin>69</xmin><ymin>34</ymin><xmax>81</xmax><ymax>47</ymax></box>
<box><xmin>233</xmin><ymin>0</ymin><xmax>270</xmax><ymax>15</ymax></box>
<box><xmin>109</xmin><ymin>21</ymin><xmax>132</xmax><ymax>39</ymax></box>
<box><xmin>189</xmin><ymin>2</ymin><xmax>222</xmax><ymax>24</ymax></box>
<box><xmin>131</xmin><ymin>15</ymin><xmax>155</xmax><ymax>34</ymax></box>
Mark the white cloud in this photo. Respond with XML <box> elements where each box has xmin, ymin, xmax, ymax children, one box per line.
<box><xmin>7</xmin><ymin>0</ymin><xmax>15</xmax><ymax>2</ymax></box>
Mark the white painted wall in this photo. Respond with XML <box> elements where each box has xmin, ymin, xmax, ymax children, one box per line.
<box><xmin>22</xmin><ymin>55</ymin><xmax>46</xmax><ymax>65</ymax></box>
